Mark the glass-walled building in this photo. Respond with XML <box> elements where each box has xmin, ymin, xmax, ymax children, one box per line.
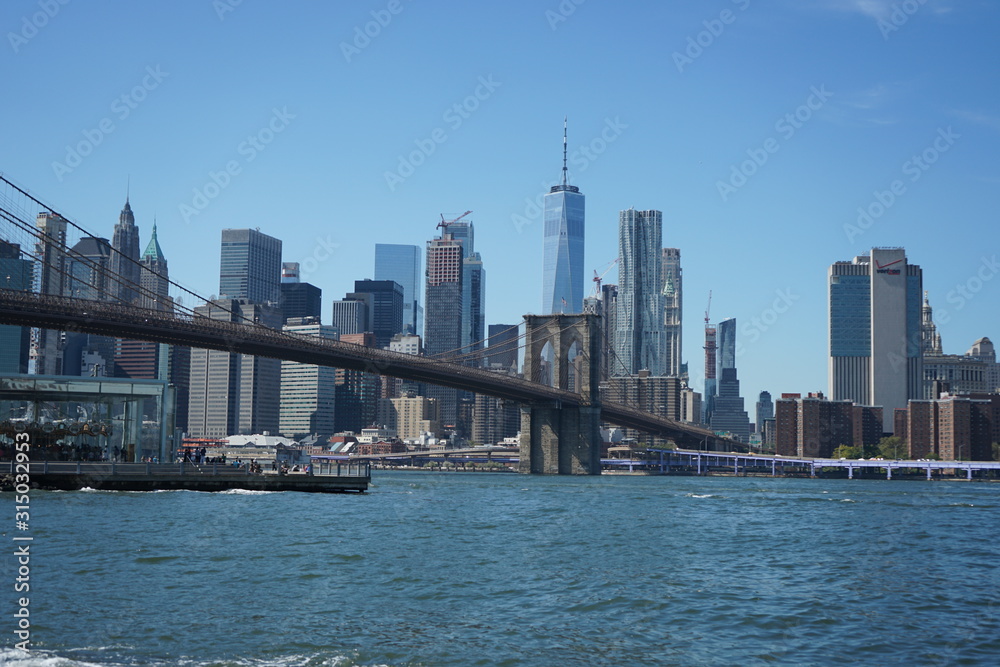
<box><xmin>0</xmin><ymin>375</ymin><xmax>175</xmax><ymax>462</ymax></box>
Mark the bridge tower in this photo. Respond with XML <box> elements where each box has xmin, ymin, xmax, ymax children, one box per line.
<box><xmin>519</xmin><ymin>314</ymin><xmax>602</xmax><ymax>475</ymax></box>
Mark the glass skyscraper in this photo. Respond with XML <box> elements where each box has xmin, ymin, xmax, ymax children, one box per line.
<box><xmin>219</xmin><ymin>228</ymin><xmax>282</xmax><ymax>305</ymax></box>
<box><xmin>710</xmin><ymin>317</ymin><xmax>751</xmax><ymax>442</ymax></box>
<box><xmin>614</xmin><ymin>208</ymin><xmax>665</xmax><ymax>376</ymax></box>
<box><xmin>542</xmin><ymin>122</ymin><xmax>585</xmax><ymax>314</ymax></box>
<box><xmin>374</xmin><ymin>243</ymin><xmax>422</xmax><ymax>335</ymax></box>
<box><xmin>829</xmin><ymin>247</ymin><xmax>923</xmax><ymax>432</ymax></box>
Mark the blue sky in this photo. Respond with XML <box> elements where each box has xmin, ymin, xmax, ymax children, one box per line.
<box><xmin>2</xmin><ymin>0</ymin><xmax>998</xmax><ymax>408</ymax></box>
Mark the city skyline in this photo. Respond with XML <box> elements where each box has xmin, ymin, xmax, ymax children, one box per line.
<box><xmin>3</xmin><ymin>2</ymin><xmax>998</xmax><ymax>408</ymax></box>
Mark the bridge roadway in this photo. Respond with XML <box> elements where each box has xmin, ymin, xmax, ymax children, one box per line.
<box><xmin>0</xmin><ymin>289</ymin><xmax>736</xmax><ymax>450</ymax></box>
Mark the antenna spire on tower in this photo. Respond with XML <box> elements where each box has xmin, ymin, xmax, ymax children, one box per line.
<box><xmin>562</xmin><ymin>116</ymin><xmax>568</xmax><ymax>186</ymax></box>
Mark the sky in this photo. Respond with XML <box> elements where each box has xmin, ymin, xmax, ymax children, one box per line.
<box><xmin>2</xmin><ymin>0</ymin><xmax>998</xmax><ymax>409</ymax></box>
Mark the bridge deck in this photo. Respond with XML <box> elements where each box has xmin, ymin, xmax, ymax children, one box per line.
<box><xmin>0</xmin><ymin>289</ymin><xmax>738</xmax><ymax>450</ymax></box>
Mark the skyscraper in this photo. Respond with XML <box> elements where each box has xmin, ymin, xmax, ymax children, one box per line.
<box><xmin>614</xmin><ymin>209</ymin><xmax>665</xmax><ymax>376</ymax></box>
<box><xmin>63</xmin><ymin>237</ymin><xmax>116</xmax><ymax>376</ymax></box>
<box><xmin>33</xmin><ymin>212</ymin><xmax>68</xmax><ymax>374</ymax></box>
<box><xmin>0</xmin><ymin>241</ymin><xmax>32</xmax><ymax>373</ymax></box>
<box><xmin>444</xmin><ymin>220</ymin><xmax>486</xmax><ymax>358</ymax></box>
<box><xmin>219</xmin><ymin>228</ymin><xmax>282</xmax><ymax>305</ymax></box>
<box><xmin>424</xmin><ymin>229</ymin><xmax>464</xmax><ymax>429</ymax></box>
<box><xmin>375</xmin><ymin>244</ymin><xmax>422</xmax><ymax>335</ymax></box>
<box><xmin>710</xmin><ymin>318</ymin><xmax>751</xmax><ymax>442</ymax></box>
<box><xmin>280</xmin><ymin>319</ymin><xmax>337</xmax><ymax>439</ymax></box>
<box><xmin>487</xmin><ymin>323</ymin><xmax>519</xmax><ymax>370</ymax></box>
<box><xmin>330</xmin><ymin>294</ymin><xmax>370</xmax><ymax>336</ymax></box>
<box><xmin>187</xmin><ymin>299</ymin><xmax>282</xmax><ymax>437</ymax></box>
<box><xmin>139</xmin><ymin>222</ymin><xmax>170</xmax><ymax>312</ymax></box>
<box><xmin>829</xmin><ymin>247</ymin><xmax>923</xmax><ymax>432</ymax></box>
<box><xmin>278</xmin><ymin>262</ymin><xmax>322</xmax><ymax>324</ymax></box>
<box><xmin>110</xmin><ymin>197</ymin><xmax>141</xmax><ymax>304</ymax></box>
<box><xmin>703</xmin><ymin>322</ymin><xmax>717</xmax><ymax>424</ymax></box>
<box><xmin>352</xmin><ymin>279</ymin><xmax>404</xmax><ymax>348</ymax></box>
<box><xmin>756</xmin><ymin>390</ymin><xmax>774</xmax><ymax>433</ymax></box>
<box><xmin>542</xmin><ymin>119</ymin><xmax>585</xmax><ymax>314</ymax></box>
<box><xmin>662</xmin><ymin>248</ymin><xmax>683</xmax><ymax>378</ymax></box>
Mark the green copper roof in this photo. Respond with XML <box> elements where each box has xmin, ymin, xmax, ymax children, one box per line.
<box><xmin>142</xmin><ymin>223</ymin><xmax>165</xmax><ymax>261</ymax></box>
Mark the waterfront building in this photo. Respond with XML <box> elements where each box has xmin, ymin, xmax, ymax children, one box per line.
<box><xmin>662</xmin><ymin>248</ymin><xmax>682</xmax><ymax>378</ymax></box>
<box><xmin>542</xmin><ymin>120</ymin><xmax>585</xmax><ymax>315</ymax></box>
<box><xmin>279</xmin><ymin>318</ymin><xmax>337</xmax><ymax>440</ymax></box>
<box><xmin>828</xmin><ymin>247</ymin><xmax>923</xmax><ymax>432</ymax></box>
<box><xmin>33</xmin><ymin>212</ymin><xmax>69</xmax><ymax>375</ymax></box>
<box><xmin>853</xmin><ymin>404</ymin><xmax>884</xmax><ymax>449</ymax></box>
<box><xmin>0</xmin><ymin>241</ymin><xmax>32</xmax><ymax>373</ymax></box>
<box><xmin>375</xmin><ymin>243</ymin><xmax>422</xmax><ymax>335</ymax></box>
<box><xmin>219</xmin><ymin>228</ymin><xmax>282</xmax><ymax>304</ymax></box>
<box><xmin>424</xmin><ymin>230</ymin><xmax>464</xmax><ymax>429</ymax></box>
<box><xmin>187</xmin><ymin>299</ymin><xmax>282</xmax><ymax>437</ymax></box>
<box><xmin>352</xmin><ymin>279</ymin><xmax>404</xmax><ymax>349</ymax></box>
<box><xmin>615</xmin><ymin>208</ymin><xmax>665</xmax><ymax>376</ymax></box>
<box><xmin>903</xmin><ymin>395</ymin><xmax>993</xmax><ymax>460</ymax></box>
<box><xmin>383</xmin><ymin>394</ymin><xmax>439</xmax><ymax>441</ymax></box>
<box><xmin>279</xmin><ymin>262</ymin><xmax>322</xmax><ymax>324</ymax></box>
<box><xmin>110</xmin><ymin>197</ymin><xmax>141</xmax><ymax>305</ymax></box>
<box><xmin>775</xmin><ymin>392</ymin><xmax>854</xmax><ymax>458</ymax></box>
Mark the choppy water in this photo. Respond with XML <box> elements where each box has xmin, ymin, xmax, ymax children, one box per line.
<box><xmin>2</xmin><ymin>473</ymin><xmax>999</xmax><ymax>666</ymax></box>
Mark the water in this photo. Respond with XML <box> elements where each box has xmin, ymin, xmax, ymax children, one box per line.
<box><xmin>3</xmin><ymin>472</ymin><xmax>999</xmax><ymax>666</ymax></box>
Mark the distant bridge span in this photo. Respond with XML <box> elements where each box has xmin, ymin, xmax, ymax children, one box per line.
<box><xmin>0</xmin><ymin>289</ymin><xmax>740</xmax><ymax>450</ymax></box>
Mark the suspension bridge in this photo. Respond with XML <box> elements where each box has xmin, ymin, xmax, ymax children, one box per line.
<box><xmin>0</xmin><ymin>174</ymin><xmax>743</xmax><ymax>474</ymax></box>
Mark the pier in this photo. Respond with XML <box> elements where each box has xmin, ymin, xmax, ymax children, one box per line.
<box><xmin>3</xmin><ymin>461</ymin><xmax>370</xmax><ymax>493</ymax></box>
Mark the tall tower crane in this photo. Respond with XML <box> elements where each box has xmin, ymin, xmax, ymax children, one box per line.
<box><xmin>592</xmin><ymin>257</ymin><xmax>619</xmax><ymax>296</ymax></box>
<box><xmin>438</xmin><ymin>210</ymin><xmax>472</xmax><ymax>232</ymax></box>
<box><xmin>704</xmin><ymin>290</ymin><xmax>712</xmax><ymax>328</ymax></box>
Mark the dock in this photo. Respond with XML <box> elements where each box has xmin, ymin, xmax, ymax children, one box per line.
<box><xmin>3</xmin><ymin>461</ymin><xmax>370</xmax><ymax>493</ymax></box>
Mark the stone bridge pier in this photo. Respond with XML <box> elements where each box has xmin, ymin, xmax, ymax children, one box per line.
<box><xmin>519</xmin><ymin>314</ymin><xmax>602</xmax><ymax>475</ymax></box>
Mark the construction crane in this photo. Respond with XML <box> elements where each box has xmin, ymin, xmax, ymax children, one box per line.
<box><xmin>438</xmin><ymin>210</ymin><xmax>472</xmax><ymax>231</ymax></box>
<box><xmin>704</xmin><ymin>290</ymin><xmax>712</xmax><ymax>327</ymax></box>
<box><xmin>592</xmin><ymin>258</ymin><xmax>619</xmax><ymax>295</ymax></box>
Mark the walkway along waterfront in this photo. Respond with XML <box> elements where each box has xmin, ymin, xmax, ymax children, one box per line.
<box><xmin>2</xmin><ymin>460</ymin><xmax>370</xmax><ymax>493</ymax></box>
<box><xmin>348</xmin><ymin>448</ymin><xmax>1000</xmax><ymax>481</ymax></box>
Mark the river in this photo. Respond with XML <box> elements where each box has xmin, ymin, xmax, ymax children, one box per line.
<box><xmin>2</xmin><ymin>472</ymin><xmax>998</xmax><ymax>665</ymax></box>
